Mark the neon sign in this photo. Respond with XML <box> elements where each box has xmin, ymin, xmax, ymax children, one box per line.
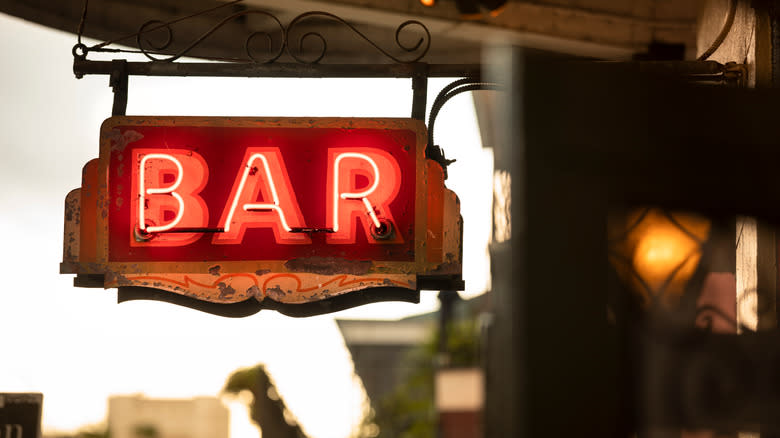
<box><xmin>61</xmin><ymin>117</ymin><xmax>462</xmax><ymax>308</ymax></box>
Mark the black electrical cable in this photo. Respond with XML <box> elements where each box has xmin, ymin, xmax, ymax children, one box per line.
<box><xmin>697</xmin><ymin>0</ymin><xmax>736</xmax><ymax>61</ymax></box>
<box><xmin>426</xmin><ymin>79</ymin><xmax>502</xmax><ymax>177</ymax></box>
<box><xmin>429</xmin><ymin>82</ymin><xmax>502</xmax><ymax>149</ymax></box>
<box><xmin>427</xmin><ymin>77</ymin><xmax>481</xmax><ymax>150</ymax></box>
<box><xmin>77</xmin><ymin>0</ymin><xmax>88</xmax><ymax>45</ymax></box>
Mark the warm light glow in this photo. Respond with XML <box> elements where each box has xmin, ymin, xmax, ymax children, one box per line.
<box><xmin>488</xmin><ymin>3</ymin><xmax>507</xmax><ymax>17</ymax></box>
<box><xmin>139</xmin><ymin>154</ymin><xmax>185</xmax><ymax>233</ymax></box>
<box><xmin>420</xmin><ymin>0</ymin><xmax>435</xmax><ymax>6</ymax></box>
<box><xmin>333</xmin><ymin>152</ymin><xmax>381</xmax><ymax>233</ymax></box>
<box><xmin>633</xmin><ymin>226</ymin><xmax>694</xmax><ymax>282</ymax></box>
<box><xmin>225</xmin><ymin>153</ymin><xmax>294</xmax><ymax>233</ymax></box>
<box><xmin>616</xmin><ymin>209</ymin><xmax>711</xmax><ymax>306</ymax></box>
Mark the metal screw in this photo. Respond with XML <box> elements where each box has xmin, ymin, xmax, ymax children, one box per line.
<box><xmin>370</xmin><ymin>218</ymin><xmax>395</xmax><ymax>240</ymax></box>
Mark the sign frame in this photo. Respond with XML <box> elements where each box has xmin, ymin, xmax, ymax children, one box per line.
<box><xmin>62</xmin><ymin>116</ymin><xmax>462</xmax><ymax>308</ymax></box>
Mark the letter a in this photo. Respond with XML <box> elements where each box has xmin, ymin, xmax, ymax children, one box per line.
<box><xmin>214</xmin><ymin>148</ymin><xmax>309</xmax><ymax>244</ymax></box>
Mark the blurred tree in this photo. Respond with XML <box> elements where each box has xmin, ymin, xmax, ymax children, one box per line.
<box><xmin>75</xmin><ymin>430</ymin><xmax>110</xmax><ymax>438</ymax></box>
<box><xmin>223</xmin><ymin>364</ymin><xmax>308</xmax><ymax>438</ymax></box>
<box><xmin>53</xmin><ymin>423</ymin><xmax>110</xmax><ymax>438</ymax></box>
<box><xmin>132</xmin><ymin>424</ymin><xmax>159</xmax><ymax>438</ymax></box>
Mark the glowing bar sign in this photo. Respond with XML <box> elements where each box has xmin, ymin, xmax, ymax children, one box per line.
<box><xmin>61</xmin><ymin>117</ymin><xmax>463</xmax><ymax>309</ymax></box>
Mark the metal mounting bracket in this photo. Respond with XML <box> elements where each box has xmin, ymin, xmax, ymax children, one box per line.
<box><xmin>411</xmin><ymin>63</ymin><xmax>429</xmax><ymax>120</ymax></box>
<box><xmin>109</xmin><ymin>59</ymin><xmax>128</xmax><ymax>116</ymax></box>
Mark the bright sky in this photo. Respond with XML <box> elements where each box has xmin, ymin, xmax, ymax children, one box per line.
<box><xmin>0</xmin><ymin>12</ymin><xmax>492</xmax><ymax>438</ymax></box>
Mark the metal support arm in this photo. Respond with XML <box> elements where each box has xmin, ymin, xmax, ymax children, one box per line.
<box><xmin>109</xmin><ymin>59</ymin><xmax>128</xmax><ymax>116</ymax></box>
<box><xmin>76</xmin><ymin>58</ymin><xmax>480</xmax><ymax>121</ymax></box>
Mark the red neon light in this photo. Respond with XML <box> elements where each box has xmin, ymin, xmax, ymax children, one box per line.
<box><xmin>326</xmin><ymin>148</ymin><xmax>403</xmax><ymax>244</ymax></box>
<box><xmin>109</xmin><ymin>125</ymin><xmax>418</xmax><ymax>262</ymax></box>
<box><xmin>131</xmin><ymin>149</ymin><xmax>209</xmax><ymax>247</ymax></box>
<box><xmin>213</xmin><ymin>148</ymin><xmax>310</xmax><ymax>245</ymax></box>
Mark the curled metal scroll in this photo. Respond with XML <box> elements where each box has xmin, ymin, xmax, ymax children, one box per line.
<box><xmin>285</xmin><ymin>11</ymin><xmax>431</xmax><ymax>64</ymax></box>
<box><xmin>78</xmin><ymin>4</ymin><xmax>432</xmax><ymax>64</ymax></box>
<box><xmin>136</xmin><ymin>10</ymin><xmax>286</xmax><ymax>63</ymax></box>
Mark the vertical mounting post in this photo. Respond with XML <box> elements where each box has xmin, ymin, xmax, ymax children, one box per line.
<box><xmin>411</xmin><ymin>63</ymin><xmax>429</xmax><ymax>121</ymax></box>
<box><xmin>770</xmin><ymin>2</ymin><xmax>780</xmax><ymax>87</ymax></box>
<box><xmin>437</xmin><ymin>290</ymin><xmax>459</xmax><ymax>367</ymax></box>
<box><xmin>110</xmin><ymin>59</ymin><xmax>128</xmax><ymax>116</ymax></box>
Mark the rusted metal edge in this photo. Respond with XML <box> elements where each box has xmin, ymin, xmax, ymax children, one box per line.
<box><xmin>100</xmin><ymin>115</ymin><xmax>428</xmax><ymax>130</ymax></box>
<box><xmin>601</xmin><ymin>60</ymin><xmax>745</xmax><ymax>86</ymax></box>
<box><xmin>74</xmin><ymin>59</ymin><xmax>481</xmax><ymax>79</ymax></box>
<box><xmin>74</xmin><ymin>59</ymin><xmax>735</xmax><ymax>80</ymax></box>
<box><xmin>117</xmin><ymin>285</ymin><xmax>420</xmax><ymax>317</ymax></box>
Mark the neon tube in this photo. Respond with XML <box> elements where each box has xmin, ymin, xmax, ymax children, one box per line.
<box><xmin>333</xmin><ymin>152</ymin><xmax>382</xmax><ymax>232</ymax></box>
<box><xmin>362</xmin><ymin>197</ymin><xmax>382</xmax><ymax>230</ymax></box>
<box><xmin>138</xmin><ymin>154</ymin><xmax>185</xmax><ymax>233</ymax></box>
<box><xmin>223</xmin><ymin>153</ymin><xmax>294</xmax><ymax>233</ymax></box>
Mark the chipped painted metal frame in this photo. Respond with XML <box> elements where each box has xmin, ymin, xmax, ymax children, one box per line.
<box><xmin>61</xmin><ymin>116</ymin><xmax>463</xmax><ymax>308</ymax></box>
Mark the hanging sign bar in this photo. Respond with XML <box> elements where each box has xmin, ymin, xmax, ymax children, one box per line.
<box><xmin>61</xmin><ymin>117</ymin><xmax>462</xmax><ymax>307</ymax></box>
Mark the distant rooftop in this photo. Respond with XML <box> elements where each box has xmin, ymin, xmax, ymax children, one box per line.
<box><xmin>336</xmin><ymin>293</ymin><xmax>488</xmax><ymax>403</ymax></box>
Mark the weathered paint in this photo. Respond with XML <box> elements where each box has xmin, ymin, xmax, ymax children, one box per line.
<box><xmin>62</xmin><ymin>116</ymin><xmax>463</xmax><ymax>305</ymax></box>
<box><xmin>62</xmin><ymin>189</ymin><xmax>80</xmax><ymax>263</ymax></box>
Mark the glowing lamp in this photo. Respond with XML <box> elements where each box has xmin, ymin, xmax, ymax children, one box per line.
<box><xmin>609</xmin><ymin>208</ymin><xmax>711</xmax><ymax>309</ymax></box>
<box><xmin>423</xmin><ymin>0</ymin><xmax>506</xmax><ymax>18</ymax></box>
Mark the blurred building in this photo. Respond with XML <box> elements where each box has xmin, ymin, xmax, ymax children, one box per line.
<box><xmin>337</xmin><ymin>295</ymin><xmax>486</xmax><ymax>404</ymax></box>
<box><xmin>435</xmin><ymin>368</ymin><xmax>483</xmax><ymax>438</ymax></box>
<box><xmin>108</xmin><ymin>395</ymin><xmax>228</xmax><ymax>438</ymax></box>
<box><xmin>337</xmin><ymin>314</ymin><xmax>435</xmax><ymax>404</ymax></box>
<box><xmin>337</xmin><ymin>294</ymin><xmax>487</xmax><ymax>438</ymax></box>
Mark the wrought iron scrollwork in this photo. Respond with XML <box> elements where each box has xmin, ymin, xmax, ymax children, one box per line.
<box><xmin>136</xmin><ymin>20</ymin><xmax>173</xmax><ymax>61</ymax></box>
<box><xmin>75</xmin><ymin>0</ymin><xmax>431</xmax><ymax>65</ymax></box>
<box><xmin>136</xmin><ymin>10</ymin><xmax>286</xmax><ymax>63</ymax></box>
<box><xmin>285</xmin><ymin>11</ymin><xmax>430</xmax><ymax>64</ymax></box>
